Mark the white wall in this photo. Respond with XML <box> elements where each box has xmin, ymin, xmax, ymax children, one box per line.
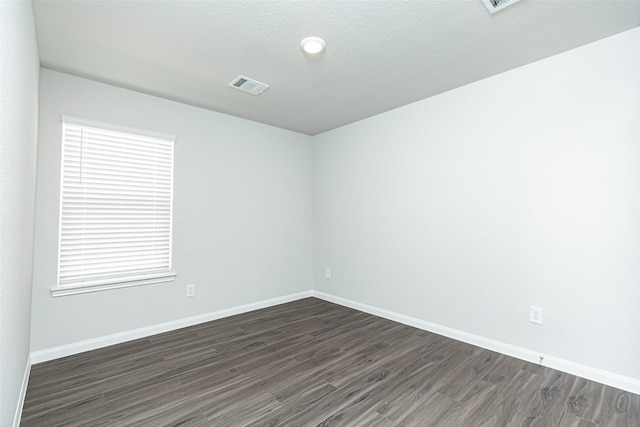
<box><xmin>314</xmin><ymin>28</ymin><xmax>640</xmax><ymax>381</ymax></box>
<box><xmin>25</xmin><ymin>18</ymin><xmax>639</xmax><ymax>398</ymax></box>
<box><xmin>0</xmin><ymin>1</ymin><xmax>40</xmax><ymax>425</ymax></box>
<box><xmin>31</xmin><ymin>70</ymin><xmax>313</xmax><ymax>351</ymax></box>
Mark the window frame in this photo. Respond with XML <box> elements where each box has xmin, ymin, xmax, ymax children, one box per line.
<box><xmin>51</xmin><ymin>115</ymin><xmax>176</xmax><ymax>297</ymax></box>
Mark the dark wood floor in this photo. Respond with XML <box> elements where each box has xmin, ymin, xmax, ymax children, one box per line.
<box><xmin>21</xmin><ymin>298</ymin><xmax>639</xmax><ymax>426</ymax></box>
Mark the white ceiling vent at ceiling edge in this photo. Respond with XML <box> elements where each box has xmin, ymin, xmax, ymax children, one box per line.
<box><xmin>481</xmin><ymin>0</ymin><xmax>522</xmax><ymax>14</ymax></box>
<box><xmin>229</xmin><ymin>75</ymin><xmax>269</xmax><ymax>95</ymax></box>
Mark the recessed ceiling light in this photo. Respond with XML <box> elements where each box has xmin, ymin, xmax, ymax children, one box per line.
<box><xmin>300</xmin><ymin>36</ymin><xmax>326</xmax><ymax>55</ymax></box>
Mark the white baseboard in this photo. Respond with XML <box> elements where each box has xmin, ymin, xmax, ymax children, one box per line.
<box><xmin>30</xmin><ymin>290</ymin><xmax>313</xmax><ymax>365</ymax></box>
<box><xmin>312</xmin><ymin>290</ymin><xmax>640</xmax><ymax>395</ymax></box>
<box><xmin>13</xmin><ymin>354</ymin><xmax>31</xmax><ymax>427</ymax></box>
<box><xmin>27</xmin><ymin>289</ymin><xmax>640</xmax><ymax>395</ymax></box>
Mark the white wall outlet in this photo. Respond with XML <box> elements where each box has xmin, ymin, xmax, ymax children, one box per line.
<box><xmin>529</xmin><ymin>306</ymin><xmax>543</xmax><ymax>324</ymax></box>
<box><xmin>325</xmin><ymin>268</ymin><xmax>331</xmax><ymax>279</ymax></box>
<box><xmin>186</xmin><ymin>284</ymin><xmax>196</xmax><ymax>297</ymax></box>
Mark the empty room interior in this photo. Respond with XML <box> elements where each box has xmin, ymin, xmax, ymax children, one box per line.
<box><xmin>2</xmin><ymin>0</ymin><xmax>640</xmax><ymax>426</ymax></box>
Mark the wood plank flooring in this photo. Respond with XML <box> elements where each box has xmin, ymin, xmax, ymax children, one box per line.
<box><xmin>21</xmin><ymin>298</ymin><xmax>640</xmax><ymax>426</ymax></box>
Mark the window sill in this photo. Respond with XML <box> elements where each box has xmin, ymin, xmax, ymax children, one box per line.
<box><xmin>50</xmin><ymin>273</ymin><xmax>177</xmax><ymax>297</ymax></box>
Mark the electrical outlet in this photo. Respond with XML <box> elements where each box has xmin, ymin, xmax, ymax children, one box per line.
<box><xmin>186</xmin><ymin>284</ymin><xmax>196</xmax><ymax>298</ymax></box>
<box><xmin>325</xmin><ymin>268</ymin><xmax>331</xmax><ymax>279</ymax></box>
<box><xmin>529</xmin><ymin>306</ymin><xmax>543</xmax><ymax>324</ymax></box>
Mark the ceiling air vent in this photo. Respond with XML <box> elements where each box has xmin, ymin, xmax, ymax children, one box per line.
<box><xmin>228</xmin><ymin>75</ymin><xmax>269</xmax><ymax>95</ymax></box>
<box><xmin>481</xmin><ymin>0</ymin><xmax>522</xmax><ymax>14</ymax></box>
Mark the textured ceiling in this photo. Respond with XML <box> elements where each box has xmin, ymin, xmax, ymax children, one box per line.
<box><xmin>32</xmin><ymin>0</ymin><xmax>640</xmax><ymax>135</ymax></box>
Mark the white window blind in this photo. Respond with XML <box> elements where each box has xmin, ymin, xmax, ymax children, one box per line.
<box><xmin>57</xmin><ymin>117</ymin><xmax>175</xmax><ymax>290</ymax></box>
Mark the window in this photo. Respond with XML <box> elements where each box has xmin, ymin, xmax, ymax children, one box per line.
<box><xmin>53</xmin><ymin>116</ymin><xmax>175</xmax><ymax>296</ymax></box>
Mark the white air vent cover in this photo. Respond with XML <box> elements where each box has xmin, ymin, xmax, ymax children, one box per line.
<box><xmin>481</xmin><ymin>0</ymin><xmax>522</xmax><ymax>14</ymax></box>
<box><xmin>229</xmin><ymin>75</ymin><xmax>269</xmax><ymax>95</ymax></box>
